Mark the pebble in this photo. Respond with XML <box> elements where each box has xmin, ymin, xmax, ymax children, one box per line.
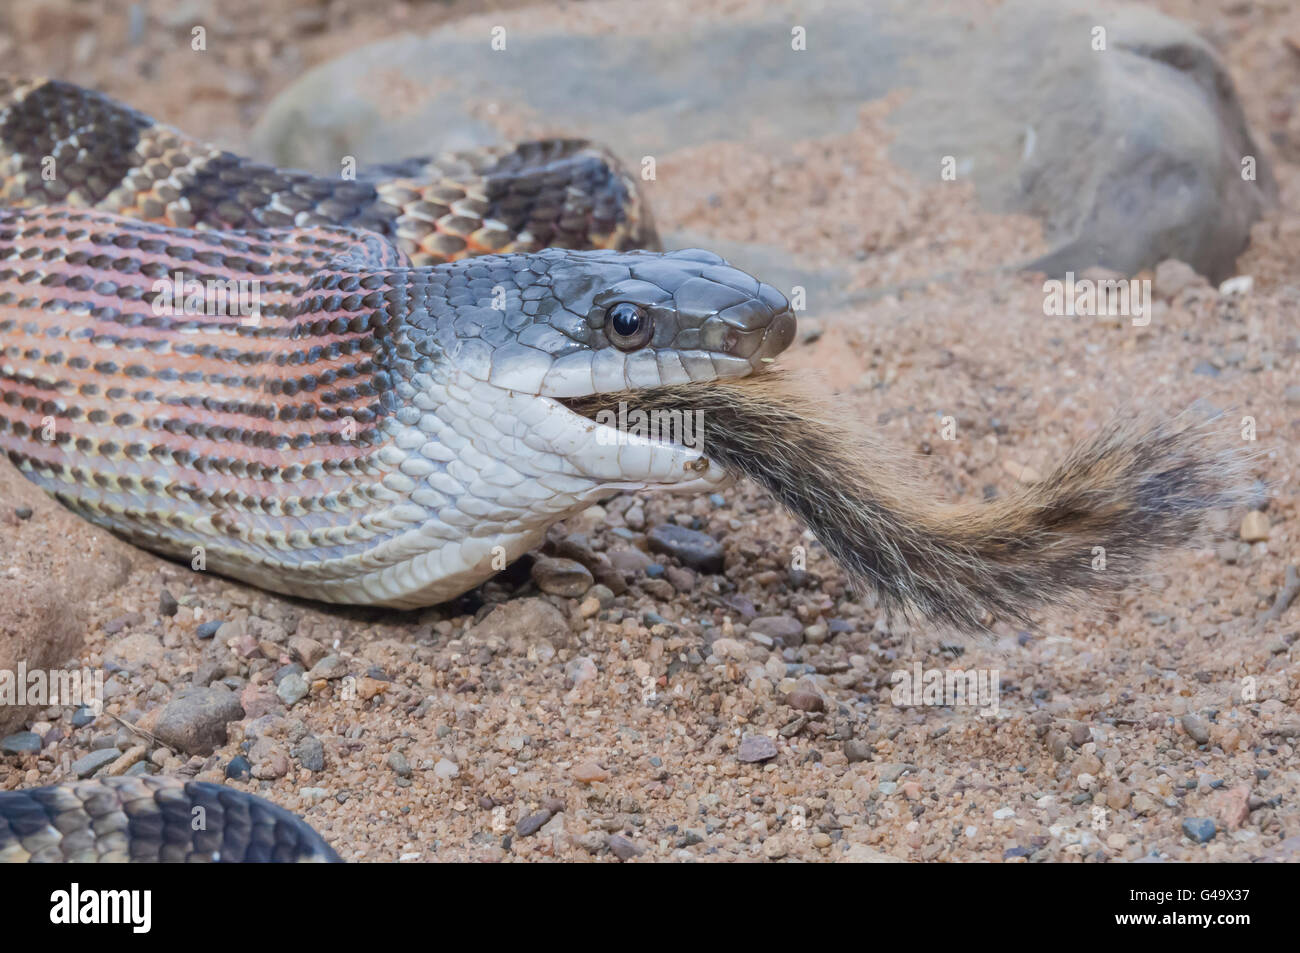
<box><xmin>737</xmin><ymin>734</ymin><xmax>778</xmax><ymax>763</ymax></box>
<box><xmin>434</xmin><ymin>757</ymin><xmax>459</xmax><ymax>780</ymax></box>
<box><xmin>288</xmin><ymin>635</ymin><xmax>328</xmax><ymax>668</ymax></box>
<box><xmin>1182</xmin><ymin>818</ymin><xmax>1217</xmax><ymax>843</ymax></box>
<box><xmin>105</xmin><ymin>745</ymin><xmax>147</xmax><ymax>776</ymax></box>
<box><xmin>293</xmin><ymin>736</ymin><xmax>325</xmax><ymax>772</ymax></box>
<box><xmin>195</xmin><ymin>620</ymin><xmax>224</xmax><ymax>640</ymax></box>
<box><xmin>387</xmin><ymin>751</ymin><xmax>413</xmax><ymax>778</ymax></box>
<box><xmin>151</xmin><ymin>685</ymin><xmax>244</xmax><ymax>755</ymax></box>
<box><xmin>276</xmin><ymin>672</ymin><xmax>309</xmax><ymax>707</ymax></box>
<box><xmin>158</xmin><ymin>589</ymin><xmax>179</xmax><ymax>617</ymax></box>
<box><xmin>1218</xmin><ymin>274</ymin><xmax>1253</xmax><ymax>295</ymax></box>
<box><xmin>233</xmin><ymin>685</ymin><xmax>275</xmax><ymax>719</ymax></box>
<box><xmin>750</xmin><ymin>616</ymin><xmax>804</xmax><ymax>646</ymax></box>
<box><xmin>785</xmin><ymin>690</ymin><xmax>825</xmax><ymax>712</ymax></box>
<box><xmin>1239</xmin><ymin>510</ymin><xmax>1269</xmax><ymax>542</ymax></box>
<box><xmin>14</xmin><ymin>505</ymin><xmax>32</xmax><ymax>520</ymax></box>
<box><xmin>516</xmin><ymin>810</ymin><xmax>553</xmax><ymax>837</ymax></box>
<box><xmin>307</xmin><ymin>655</ymin><xmax>348</xmax><ymax>681</ymax></box>
<box><xmin>0</xmin><ymin>731</ymin><xmax>42</xmax><ymax>754</ymax></box>
<box><xmin>1182</xmin><ymin>712</ymin><xmax>1211</xmax><ymax>745</ymax></box>
<box><xmin>843</xmin><ymin>739</ymin><xmax>874</xmax><ymax>763</ymax></box>
<box><xmin>564</xmin><ymin>656</ymin><xmax>598</xmax><ymax>689</ymax></box>
<box><xmin>607</xmin><ymin>547</ymin><xmax>653</xmax><ymax>575</ymax></box>
<box><xmin>70</xmin><ymin>707</ymin><xmax>97</xmax><ymax>728</ymax></box>
<box><xmin>572</xmin><ymin>761</ymin><xmax>610</xmax><ymax>783</ymax></box>
<box><xmin>468</xmin><ymin>598</ymin><xmax>570</xmax><ymax>644</ymax></box>
<box><xmin>878</xmin><ymin>763</ymin><xmax>909</xmax><ymax>782</ymax></box>
<box><xmin>646</xmin><ymin>524</ymin><xmax>725</xmax><ymax>573</ymax></box>
<box><xmin>251</xmin><ymin>747</ymin><xmax>290</xmax><ymax>780</ymax></box>
<box><xmin>225</xmin><ymin>755</ymin><xmax>252</xmax><ymax>779</ymax></box>
<box><xmin>665</xmin><ymin>566</ymin><xmax>695</xmax><ymax>593</ymax></box>
<box><xmin>71</xmin><ymin>748</ymin><xmax>120</xmax><ymax>778</ymax></box>
<box><xmin>608</xmin><ymin>834</ymin><xmax>644</xmax><ymax>860</ymax></box>
<box><xmin>763</xmin><ymin>836</ymin><xmax>788</xmax><ymax>859</ymax></box>
<box><xmin>530</xmin><ymin>556</ymin><xmax>594</xmax><ymax>597</ymax></box>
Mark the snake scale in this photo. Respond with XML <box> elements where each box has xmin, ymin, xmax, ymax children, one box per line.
<box><xmin>0</xmin><ymin>77</ymin><xmax>791</xmax><ymax>862</ymax></box>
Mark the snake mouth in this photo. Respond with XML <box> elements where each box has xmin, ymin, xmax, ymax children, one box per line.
<box><xmin>553</xmin><ymin>365</ymin><xmax>791</xmax><ymax>491</ymax></box>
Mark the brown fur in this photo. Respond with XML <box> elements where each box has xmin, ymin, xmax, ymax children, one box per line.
<box><xmin>566</xmin><ymin>372</ymin><xmax>1247</xmax><ymax>631</ymax></box>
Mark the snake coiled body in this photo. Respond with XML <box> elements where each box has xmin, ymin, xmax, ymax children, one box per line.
<box><xmin>0</xmin><ymin>776</ymin><xmax>338</xmax><ymax>862</ymax></box>
<box><xmin>0</xmin><ymin>78</ymin><xmax>657</xmax><ymax>263</ymax></box>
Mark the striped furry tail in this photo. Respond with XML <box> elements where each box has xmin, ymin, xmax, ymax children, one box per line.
<box><xmin>567</xmin><ymin>373</ymin><xmax>1248</xmax><ymax>630</ymax></box>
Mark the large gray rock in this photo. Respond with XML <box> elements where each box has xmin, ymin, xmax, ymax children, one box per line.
<box><xmin>888</xmin><ymin>2</ymin><xmax>1276</xmax><ymax>282</ymax></box>
<box><xmin>251</xmin><ymin>0</ymin><xmax>1271</xmax><ymax>286</ymax></box>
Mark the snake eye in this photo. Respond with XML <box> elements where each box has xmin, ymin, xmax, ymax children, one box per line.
<box><xmin>605</xmin><ymin>302</ymin><xmax>653</xmax><ymax>350</ymax></box>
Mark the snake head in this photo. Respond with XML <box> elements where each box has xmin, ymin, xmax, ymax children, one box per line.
<box><xmin>408</xmin><ymin>246</ymin><xmax>794</xmax><ymax>496</ymax></box>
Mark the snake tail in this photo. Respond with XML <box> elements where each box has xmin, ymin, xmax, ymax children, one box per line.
<box><xmin>0</xmin><ymin>776</ymin><xmax>340</xmax><ymax>862</ymax></box>
<box><xmin>566</xmin><ymin>372</ymin><xmax>1247</xmax><ymax>631</ymax></box>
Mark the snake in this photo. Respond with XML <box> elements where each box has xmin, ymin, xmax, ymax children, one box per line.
<box><xmin>0</xmin><ymin>77</ymin><xmax>793</xmax><ymax>862</ymax></box>
<box><xmin>0</xmin><ymin>78</ymin><xmax>1244</xmax><ymax>863</ymax></box>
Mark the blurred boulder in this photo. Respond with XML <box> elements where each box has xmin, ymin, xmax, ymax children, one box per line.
<box><xmin>251</xmin><ymin>0</ymin><xmax>1271</xmax><ymax>285</ymax></box>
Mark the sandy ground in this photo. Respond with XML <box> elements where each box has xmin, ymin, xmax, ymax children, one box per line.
<box><xmin>1</xmin><ymin>0</ymin><xmax>1298</xmax><ymax>862</ymax></box>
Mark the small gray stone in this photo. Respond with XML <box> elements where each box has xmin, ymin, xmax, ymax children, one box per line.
<box><xmin>844</xmin><ymin>739</ymin><xmax>874</xmax><ymax>763</ymax></box>
<box><xmin>750</xmin><ymin>616</ymin><xmax>805</xmax><ymax>647</ymax></box>
<box><xmin>1182</xmin><ymin>712</ymin><xmax>1211</xmax><ymax>745</ymax></box>
<box><xmin>293</xmin><ymin>735</ymin><xmax>325</xmax><ymax>772</ymax></box>
<box><xmin>152</xmin><ymin>686</ymin><xmax>245</xmax><ymax>755</ymax></box>
<box><xmin>467</xmin><ymin>598</ymin><xmax>570</xmax><ymax>644</ymax></box>
<box><xmin>0</xmin><ymin>731</ymin><xmax>42</xmax><ymax>754</ymax></box>
<box><xmin>158</xmin><ymin>589</ymin><xmax>179</xmax><ymax>618</ymax></box>
<box><xmin>530</xmin><ymin>556</ymin><xmax>593</xmax><ymax>598</ymax></box>
<box><xmin>276</xmin><ymin>673</ymin><xmax>309</xmax><ymax>707</ymax></box>
<box><xmin>516</xmin><ymin>809</ymin><xmax>553</xmax><ymax>837</ymax></box>
<box><xmin>306</xmin><ymin>655</ymin><xmax>348</xmax><ymax>681</ymax></box>
<box><xmin>737</xmin><ymin>734</ymin><xmax>778</xmax><ymax>763</ymax></box>
<box><xmin>607</xmin><ymin>547</ymin><xmax>653</xmax><ymax>575</ymax></box>
<box><xmin>194</xmin><ymin>620</ymin><xmax>224</xmax><ymax>640</ymax></box>
<box><xmin>646</xmin><ymin>524</ymin><xmax>725</xmax><ymax>573</ymax></box>
<box><xmin>1182</xmin><ymin>818</ymin><xmax>1217</xmax><ymax>843</ymax></box>
<box><xmin>387</xmin><ymin>751</ymin><xmax>413</xmax><ymax>778</ymax></box>
<box><xmin>878</xmin><ymin>763</ymin><xmax>909</xmax><ymax>782</ymax></box>
<box><xmin>608</xmin><ymin>834</ymin><xmax>644</xmax><ymax>860</ymax></box>
<box><xmin>71</xmin><ymin>748</ymin><xmax>120</xmax><ymax>778</ymax></box>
